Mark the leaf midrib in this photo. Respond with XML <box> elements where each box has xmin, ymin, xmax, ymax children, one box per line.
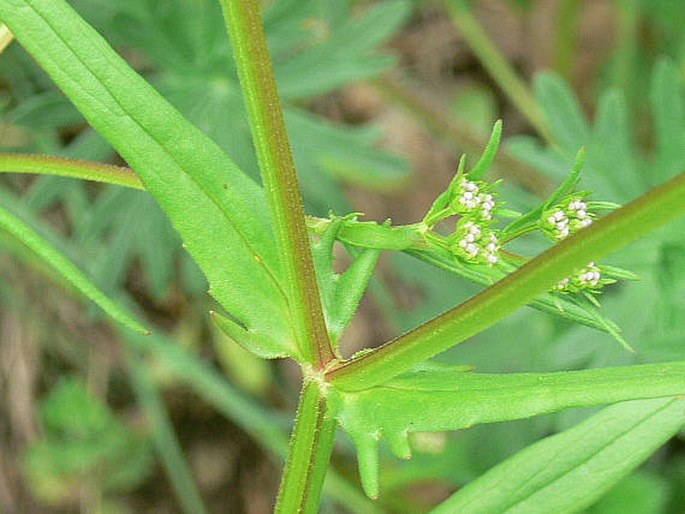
<box><xmin>21</xmin><ymin>0</ymin><xmax>290</xmax><ymax>308</ymax></box>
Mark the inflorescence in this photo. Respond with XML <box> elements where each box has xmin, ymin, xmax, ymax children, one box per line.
<box><xmin>426</xmin><ymin>173</ymin><xmax>503</xmax><ymax>267</ymax></box>
<box><xmin>540</xmin><ymin>193</ymin><xmax>609</xmax><ymax>293</ymax></box>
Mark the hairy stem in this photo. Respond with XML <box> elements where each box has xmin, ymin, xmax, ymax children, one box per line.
<box><xmin>328</xmin><ymin>170</ymin><xmax>685</xmax><ymax>390</ymax></box>
<box><xmin>219</xmin><ymin>0</ymin><xmax>335</xmax><ymax>368</ymax></box>
<box><xmin>275</xmin><ymin>380</ymin><xmax>337</xmax><ymax>514</ymax></box>
<box><xmin>0</xmin><ymin>153</ymin><xmax>143</xmax><ymax>189</ymax></box>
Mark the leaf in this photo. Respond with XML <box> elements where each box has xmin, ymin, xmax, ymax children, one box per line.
<box><xmin>430</xmin><ymin>397</ymin><xmax>685</xmax><ymax>513</ymax></box>
<box><xmin>210</xmin><ymin>310</ymin><xmax>290</xmax><ymax>359</ymax></box>
<box><xmin>312</xmin><ymin>218</ymin><xmax>380</xmax><ymax>345</ymax></box>
<box><xmin>274</xmin><ymin>0</ymin><xmax>412</xmax><ymax>99</ymax></box>
<box><xmin>0</xmin><ymin>203</ymin><xmax>147</xmax><ymax>334</ymax></box>
<box><xmin>534</xmin><ymin>72</ymin><xmax>590</xmax><ymax>151</ymax></box>
<box><xmin>590</xmin><ymin>89</ymin><xmax>643</xmax><ymax>200</ymax></box>
<box><xmin>24</xmin><ymin>378</ymin><xmax>153</xmax><ymax>503</ymax></box>
<box><xmin>650</xmin><ymin>58</ymin><xmax>685</xmax><ymax>184</ymax></box>
<box><xmin>285</xmin><ymin>107</ymin><xmax>409</xmax><ymax>193</ymax></box>
<box><xmin>467</xmin><ymin>119</ymin><xmax>502</xmax><ymax>180</ymax></box>
<box><xmin>331</xmin><ymin>361</ymin><xmax>685</xmax><ymax>498</ymax></box>
<box><xmin>587</xmin><ymin>471</ymin><xmax>670</xmax><ymax>514</ymax></box>
<box><xmin>0</xmin><ymin>0</ymin><xmax>296</xmax><ymax>357</ymax></box>
<box><xmin>501</xmin><ymin>147</ymin><xmax>584</xmax><ymax>238</ymax></box>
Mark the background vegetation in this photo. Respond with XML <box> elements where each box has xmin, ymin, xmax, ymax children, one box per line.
<box><xmin>1</xmin><ymin>0</ymin><xmax>684</xmax><ymax>512</ymax></box>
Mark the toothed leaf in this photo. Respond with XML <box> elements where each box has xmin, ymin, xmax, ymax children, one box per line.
<box><xmin>332</xmin><ymin>362</ymin><xmax>685</xmax><ymax>497</ymax></box>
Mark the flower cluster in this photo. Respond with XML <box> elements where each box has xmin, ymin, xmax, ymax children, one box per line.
<box><xmin>541</xmin><ymin>194</ymin><xmax>594</xmax><ymax>241</ymax></box>
<box><xmin>556</xmin><ymin>261</ymin><xmax>613</xmax><ymax>293</ymax></box>
<box><xmin>423</xmin><ymin>165</ymin><xmax>502</xmax><ymax>267</ymax></box>
<box><xmin>450</xmin><ymin>220</ymin><xmax>500</xmax><ymax>266</ymax></box>
<box><xmin>450</xmin><ymin>178</ymin><xmax>497</xmax><ymax>221</ymax></box>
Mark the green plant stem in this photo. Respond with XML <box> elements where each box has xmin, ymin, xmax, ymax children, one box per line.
<box><xmin>219</xmin><ymin>0</ymin><xmax>334</xmax><ymax>368</ymax></box>
<box><xmin>0</xmin><ymin>153</ymin><xmax>143</xmax><ymax>189</ymax></box>
<box><xmin>327</xmin><ymin>170</ymin><xmax>685</xmax><ymax>391</ymax></box>
<box><xmin>447</xmin><ymin>0</ymin><xmax>552</xmax><ymax>142</ymax></box>
<box><xmin>373</xmin><ymin>75</ymin><xmax>555</xmax><ymax>196</ymax></box>
<box><xmin>275</xmin><ymin>380</ymin><xmax>337</xmax><ymax>513</ymax></box>
<box><xmin>552</xmin><ymin>0</ymin><xmax>581</xmax><ymax>80</ymax></box>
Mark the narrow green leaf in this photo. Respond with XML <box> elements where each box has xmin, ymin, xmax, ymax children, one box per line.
<box><xmin>333</xmin><ymin>361</ymin><xmax>685</xmax><ymax>497</ymax></box>
<box><xmin>545</xmin><ymin>146</ymin><xmax>585</xmax><ymax>206</ymax></box>
<box><xmin>424</xmin><ymin>155</ymin><xmax>466</xmax><ymax>224</ymax></box>
<box><xmin>0</xmin><ymin>204</ymin><xmax>147</xmax><ymax>334</ymax></box>
<box><xmin>431</xmin><ymin>397</ymin><xmax>685</xmax><ymax>513</ymax></box>
<box><xmin>504</xmin><ymin>147</ymin><xmax>585</xmax><ymax>238</ymax></box>
<box><xmin>328</xmin><ymin>171</ymin><xmax>685</xmax><ymax>391</ymax></box>
<box><xmin>467</xmin><ymin>120</ymin><xmax>502</xmax><ymax>180</ymax></box>
<box><xmin>0</xmin><ymin>153</ymin><xmax>143</xmax><ymax>189</ymax></box>
<box><xmin>312</xmin><ymin>219</ymin><xmax>380</xmax><ymax>345</ymax></box>
<box><xmin>0</xmin><ymin>0</ymin><xmax>295</xmax><ymax>358</ymax></box>
<box><xmin>330</xmin><ymin>248</ymin><xmax>380</xmax><ymax>342</ymax></box>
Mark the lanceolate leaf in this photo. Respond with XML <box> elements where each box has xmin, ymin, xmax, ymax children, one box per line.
<box><xmin>431</xmin><ymin>397</ymin><xmax>685</xmax><ymax>513</ymax></box>
<box><xmin>312</xmin><ymin>218</ymin><xmax>380</xmax><ymax>346</ymax></box>
<box><xmin>331</xmin><ymin>361</ymin><xmax>685</xmax><ymax>498</ymax></box>
<box><xmin>0</xmin><ymin>204</ymin><xmax>147</xmax><ymax>334</ymax></box>
<box><xmin>0</xmin><ymin>0</ymin><xmax>296</xmax><ymax>358</ymax></box>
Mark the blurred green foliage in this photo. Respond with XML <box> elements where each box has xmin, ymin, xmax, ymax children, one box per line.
<box><xmin>23</xmin><ymin>379</ymin><xmax>153</xmax><ymax>508</ymax></box>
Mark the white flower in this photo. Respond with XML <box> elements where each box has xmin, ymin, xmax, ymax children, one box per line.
<box><xmin>452</xmin><ymin>178</ymin><xmax>499</xmax><ymax>220</ymax></box>
<box><xmin>452</xmin><ymin>221</ymin><xmax>499</xmax><ymax>266</ymax></box>
<box><xmin>541</xmin><ymin>195</ymin><xmax>595</xmax><ymax>241</ymax></box>
<box><xmin>556</xmin><ymin>262</ymin><xmax>604</xmax><ymax>293</ymax></box>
